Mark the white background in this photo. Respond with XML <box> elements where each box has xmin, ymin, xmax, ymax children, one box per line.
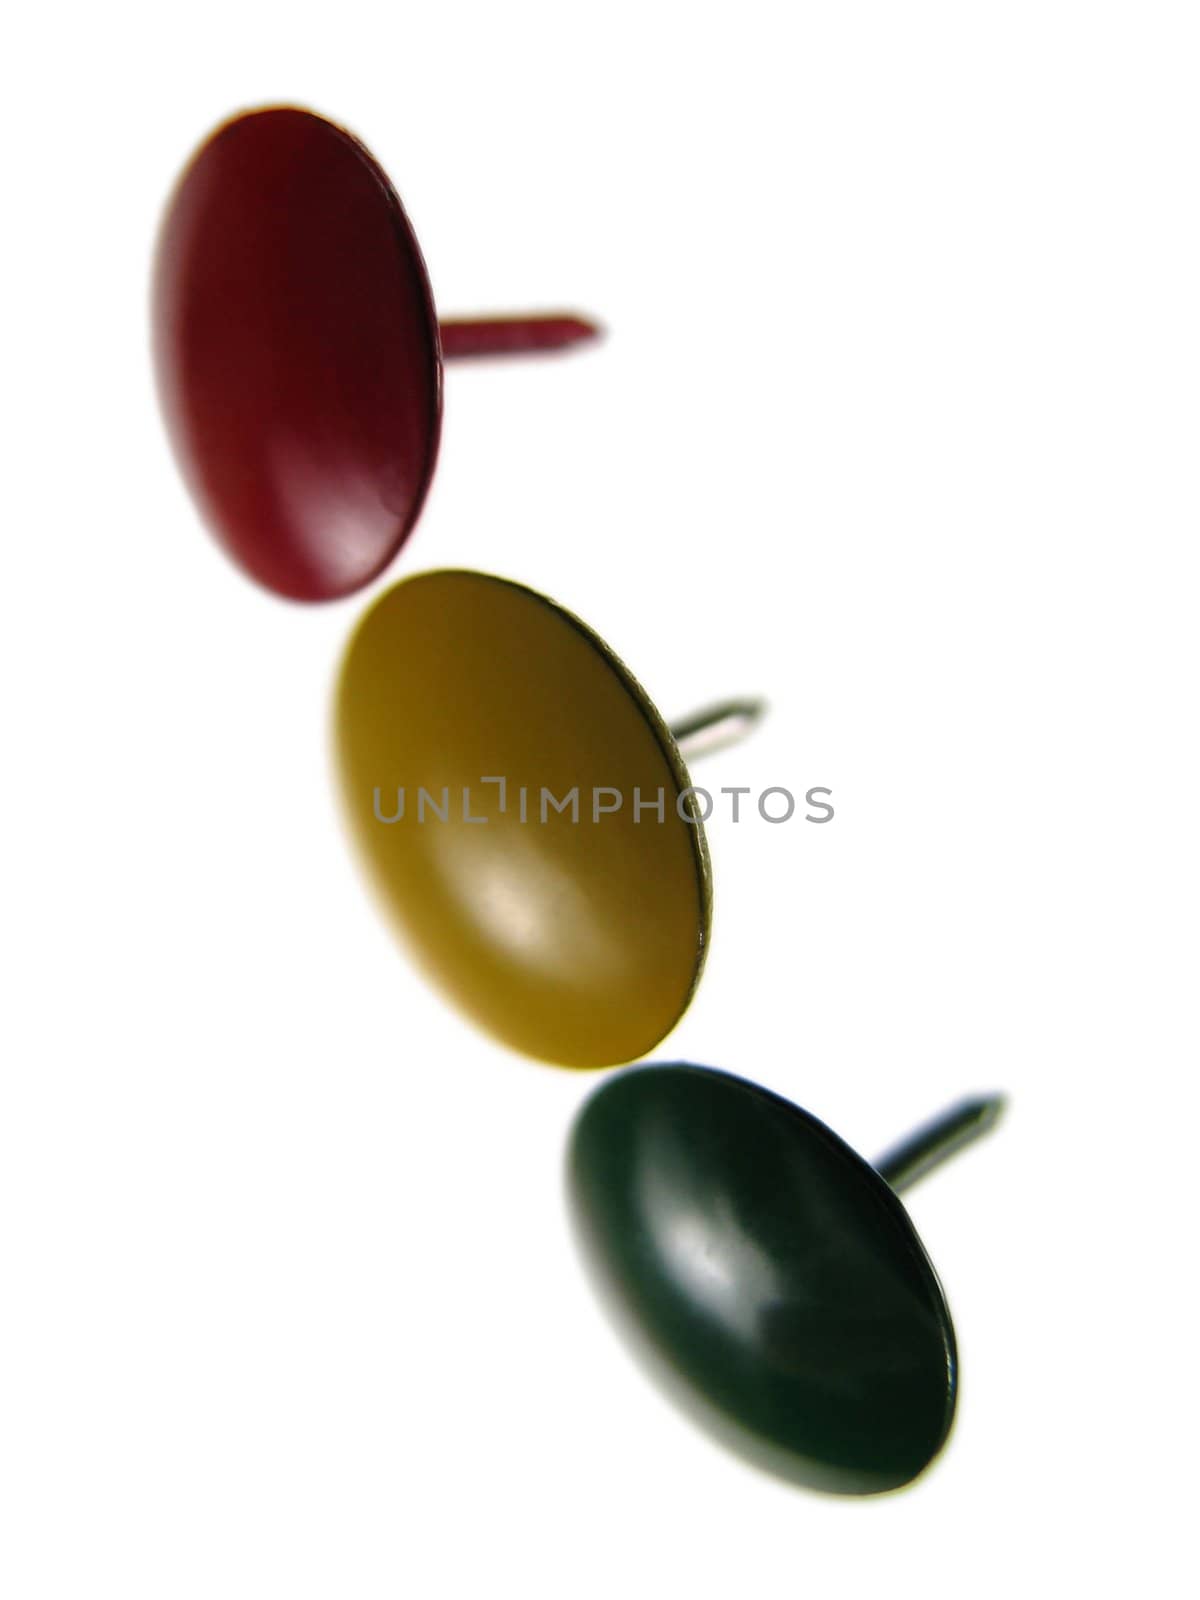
<box><xmin>3</xmin><ymin>4</ymin><xmax>1198</xmax><ymax>1594</ymax></box>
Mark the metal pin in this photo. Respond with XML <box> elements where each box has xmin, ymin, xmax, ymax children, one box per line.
<box><xmin>873</xmin><ymin>1094</ymin><xmax>1007</xmax><ymax>1194</ymax></box>
<box><xmin>439</xmin><ymin>314</ymin><xmax>602</xmax><ymax>358</ymax></box>
<box><xmin>669</xmin><ymin>698</ymin><xmax>768</xmax><ymax>763</ymax></box>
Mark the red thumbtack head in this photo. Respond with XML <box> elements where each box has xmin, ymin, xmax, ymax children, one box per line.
<box><xmin>152</xmin><ymin>106</ymin><xmax>601</xmax><ymax>601</ymax></box>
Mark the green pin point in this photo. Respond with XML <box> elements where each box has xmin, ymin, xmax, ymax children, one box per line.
<box><xmin>568</xmin><ymin>1064</ymin><xmax>1004</xmax><ymax>1495</ymax></box>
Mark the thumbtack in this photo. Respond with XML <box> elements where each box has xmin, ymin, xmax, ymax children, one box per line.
<box><xmin>569</xmin><ymin>1064</ymin><xmax>1006</xmax><ymax>1494</ymax></box>
<box><xmin>153</xmin><ymin>105</ymin><xmax>601</xmax><ymax>601</ymax></box>
<box><xmin>335</xmin><ymin>569</ymin><xmax>766</xmax><ymax>1069</ymax></box>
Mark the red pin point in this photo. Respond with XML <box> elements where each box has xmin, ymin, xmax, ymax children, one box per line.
<box><xmin>152</xmin><ymin>107</ymin><xmax>601</xmax><ymax>601</ymax></box>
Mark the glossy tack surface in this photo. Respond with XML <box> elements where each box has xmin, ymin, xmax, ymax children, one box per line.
<box><xmin>335</xmin><ymin>572</ymin><xmax>710</xmax><ymax>1067</ymax></box>
<box><xmin>569</xmin><ymin>1065</ymin><xmax>957</xmax><ymax>1493</ymax></box>
<box><xmin>154</xmin><ymin>107</ymin><xmax>442</xmax><ymax>600</ymax></box>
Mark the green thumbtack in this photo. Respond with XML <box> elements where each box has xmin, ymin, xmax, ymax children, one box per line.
<box><xmin>568</xmin><ymin>1064</ymin><xmax>1005</xmax><ymax>1495</ymax></box>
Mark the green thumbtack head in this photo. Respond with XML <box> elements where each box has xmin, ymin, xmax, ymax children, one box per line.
<box><xmin>568</xmin><ymin>1064</ymin><xmax>1005</xmax><ymax>1495</ymax></box>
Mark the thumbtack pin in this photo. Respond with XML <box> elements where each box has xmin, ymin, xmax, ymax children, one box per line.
<box><xmin>668</xmin><ymin>698</ymin><xmax>768</xmax><ymax>763</ymax></box>
<box><xmin>872</xmin><ymin>1091</ymin><xmax>1007</xmax><ymax>1191</ymax></box>
<box><xmin>152</xmin><ymin>105</ymin><xmax>601</xmax><ymax>602</ymax></box>
<box><xmin>569</xmin><ymin>1065</ymin><xmax>1006</xmax><ymax>1494</ymax></box>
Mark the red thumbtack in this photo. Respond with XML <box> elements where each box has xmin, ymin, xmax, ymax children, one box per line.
<box><xmin>152</xmin><ymin>106</ymin><xmax>601</xmax><ymax>601</ymax></box>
